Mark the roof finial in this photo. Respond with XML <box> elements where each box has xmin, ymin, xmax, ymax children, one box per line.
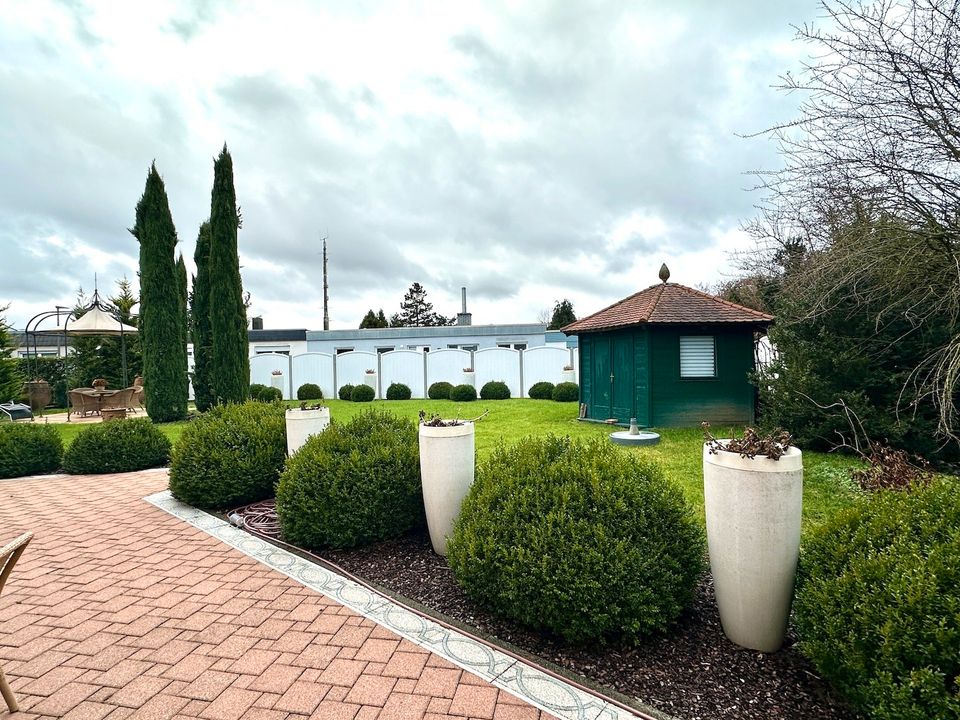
<box><xmin>658</xmin><ymin>263</ymin><xmax>670</xmax><ymax>283</ymax></box>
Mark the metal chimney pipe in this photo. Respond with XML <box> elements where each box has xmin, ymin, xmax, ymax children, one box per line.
<box><xmin>461</xmin><ymin>287</ymin><xmax>467</xmax><ymax>313</ymax></box>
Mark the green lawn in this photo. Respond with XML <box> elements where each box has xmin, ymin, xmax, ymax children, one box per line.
<box><xmin>43</xmin><ymin>398</ymin><xmax>862</xmax><ymax>534</ymax></box>
<box><xmin>291</xmin><ymin>398</ymin><xmax>864</xmax><ymax>534</ymax></box>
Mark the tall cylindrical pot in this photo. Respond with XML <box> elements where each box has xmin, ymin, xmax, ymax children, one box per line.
<box><xmin>285</xmin><ymin>407</ymin><xmax>330</xmax><ymax>455</ymax></box>
<box><xmin>461</xmin><ymin>371</ymin><xmax>475</xmax><ymax>387</ymax></box>
<box><xmin>560</xmin><ymin>369</ymin><xmax>576</xmax><ymax>384</ymax></box>
<box><xmin>270</xmin><ymin>374</ymin><xmax>284</xmax><ymax>396</ymax></box>
<box><xmin>419</xmin><ymin>422</ymin><xmax>475</xmax><ymax>556</ymax></box>
<box><xmin>363</xmin><ymin>373</ymin><xmax>377</xmax><ymax>395</ymax></box>
<box><xmin>703</xmin><ymin>443</ymin><xmax>803</xmax><ymax>652</ymax></box>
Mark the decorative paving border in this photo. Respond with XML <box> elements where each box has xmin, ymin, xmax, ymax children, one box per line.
<box><xmin>145</xmin><ymin>490</ymin><xmax>666</xmax><ymax>720</ymax></box>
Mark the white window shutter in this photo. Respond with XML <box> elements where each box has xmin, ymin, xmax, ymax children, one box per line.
<box><xmin>680</xmin><ymin>336</ymin><xmax>715</xmax><ymax>378</ymax></box>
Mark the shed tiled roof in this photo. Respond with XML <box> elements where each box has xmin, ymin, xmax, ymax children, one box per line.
<box><xmin>561</xmin><ymin>282</ymin><xmax>774</xmax><ymax>334</ymax></box>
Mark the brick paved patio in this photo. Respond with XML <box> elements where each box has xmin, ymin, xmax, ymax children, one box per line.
<box><xmin>0</xmin><ymin>471</ymin><xmax>558</xmax><ymax>719</ymax></box>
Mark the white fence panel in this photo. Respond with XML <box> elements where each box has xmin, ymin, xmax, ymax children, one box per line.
<box><xmin>474</xmin><ymin>347</ymin><xmax>521</xmax><ymax>398</ymax></box>
<box><xmin>380</xmin><ymin>350</ymin><xmax>425</xmax><ymax>399</ymax></box>
<box><xmin>291</xmin><ymin>353</ymin><xmax>335</xmax><ymax>400</ymax></box>
<box><xmin>425</xmin><ymin>349</ymin><xmax>472</xmax><ymax>389</ymax></box>
<box><xmin>335</xmin><ymin>351</ymin><xmax>379</xmax><ymax>398</ymax></box>
<box><xmin>521</xmin><ymin>346</ymin><xmax>570</xmax><ymax>397</ymax></box>
<box><xmin>249</xmin><ymin>353</ymin><xmax>292</xmax><ymax>399</ymax></box>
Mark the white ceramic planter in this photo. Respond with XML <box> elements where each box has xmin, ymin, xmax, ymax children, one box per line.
<box><xmin>703</xmin><ymin>443</ymin><xmax>803</xmax><ymax>652</ymax></box>
<box><xmin>285</xmin><ymin>407</ymin><xmax>330</xmax><ymax>455</ymax></box>
<box><xmin>461</xmin><ymin>371</ymin><xmax>475</xmax><ymax>387</ymax></box>
<box><xmin>270</xmin><ymin>374</ymin><xmax>284</xmax><ymax>395</ymax></box>
<box><xmin>419</xmin><ymin>422</ymin><xmax>475</xmax><ymax>556</ymax></box>
<box><xmin>363</xmin><ymin>373</ymin><xmax>377</xmax><ymax>394</ymax></box>
<box><xmin>561</xmin><ymin>369</ymin><xmax>576</xmax><ymax>384</ymax></box>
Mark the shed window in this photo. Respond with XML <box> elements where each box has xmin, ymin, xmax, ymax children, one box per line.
<box><xmin>679</xmin><ymin>336</ymin><xmax>716</xmax><ymax>378</ymax></box>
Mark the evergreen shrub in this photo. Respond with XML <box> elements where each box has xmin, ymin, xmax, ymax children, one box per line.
<box><xmin>0</xmin><ymin>424</ymin><xmax>62</xmax><ymax>479</ymax></box>
<box><xmin>351</xmin><ymin>384</ymin><xmax>375</xmax><ymax>402</ymax></box>
<box><xmin>480</xmin><ymin>381</ymin><xmax>510</xmax><ymax>400</ymax></box>
<box><xmin>63</xmin><ymin>419</ymin><xmax>171</xmax><ymax>474</ymax></box>
<box><xmin>296</xmin><ymin>383</ymin><xmax>323</xmax><ymax>401</ymax></box>
<box><xmin>449</xmin><ymin>384</ymin><xmax>477</xmax><ymax>402</ymax></box>
<box><xmin>528</xmin><ymin>381</ymin><xmax>555</xmax><ymax>400</ymax></box>
<box><xmin>448</xmin><ymin>435</ymin><xmax>705</xmax><ymax>644</ymax></box>
<box><xmin>428</xmin><ymin>381</ymin><xmax>453</xmax><ymax>400</ymax></box>
<box><xmin>385</xmin><ymin>383</ymin><xmax>411</xmax><ymax>400</ymax></box>
<box><xmin>338</xmin><ymin>384</ymin><xmax>355</xmax><ymax>401</ymax></box>
<box><xmin>169</xmin><ymin>402</ymin><xmax>286</xmax><ymax>509</ymax></box>
<box><xmin>276</xmin><ymin>410</ymin><xmax>423</xmax><ymax>549</ymax></box>
<box><xmin>552</xmin><ymin>382</ymin><xmax>579</xmax><ymax>402</ymax></box>
<box><xmin>794</xmin><ymin>480</ymin><xmax>960</xmax><ymax>720</ymax></box>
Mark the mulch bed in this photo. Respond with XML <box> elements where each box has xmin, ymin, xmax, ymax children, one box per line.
<box><xmin>239</xmin><ymin>504</ymin><xmax>853</xmax><ymax>720</ymax></box>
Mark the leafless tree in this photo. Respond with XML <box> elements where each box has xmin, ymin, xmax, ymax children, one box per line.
<box><xmin>746</xmin><ymin>0</ymin><xmax>960</xmax><ymax>440</ymax></box>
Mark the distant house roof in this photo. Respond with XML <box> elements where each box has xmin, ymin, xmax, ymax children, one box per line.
<box><xmin>248</xmin><ymin>329</ymin><xmax>307</xmax><ymax>342</ymax></box>
<box><xmin>562</xmin><ymin>283</ymin><xmax>774</xmax><ymax>334</ymax></box>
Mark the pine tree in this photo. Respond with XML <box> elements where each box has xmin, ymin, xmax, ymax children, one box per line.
<box><xmin>547</xmin><ymin>299</ymin><xmax>576</xmax><ymax>330</ymax></box>
<box><xmin>208</xmin><ymin>145</ymin><xmax>249</xmax><ymax>404</ymax></box>
<box><xmin>359</xmin><ymin>308</ymin><xmax>389</xmax><ymax>329</ymax></box>
<box><xmin>191</xmin><ymin>221</ymin><xmax>214</xmax><ymax>411</ymax></box>
<box><xmin>392</xmin><ymin>283</ymin><xmax>453</xmax><ymax>327</ymax></box>
<box><xmin>130</xmin><ymin>163</ymin><xmax>187</xmax><ymax>421</ymax></box>
<box><xmin>377</xmin><ymin>309</ymin><xmax>388</xmax><ymax>327</ymax></box>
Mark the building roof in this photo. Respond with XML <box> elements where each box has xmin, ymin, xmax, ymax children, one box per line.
<box><xmin>305</xmin><ymin>323</ymin><xmax>547</xmax><ymax>342</ymax></box>
<box><xmin>562</xmin><ymin>282</ymin><xmax>774</xmax><ymax>334</ymax></box>
<box><xmin>248</xmin><ymin>329</ymin><xmax>307</xmax><ymax>342</ymax></box>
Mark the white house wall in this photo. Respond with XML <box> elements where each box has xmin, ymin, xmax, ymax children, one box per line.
<box><xmin>474</xmin><ymin>347</ymin><xmax>521</xmax><ymax>398</ymax></box>
<box><xmin>380</xmin><ymin>350</ymin><xmax>425</xmax><ymax>398</ymax></box>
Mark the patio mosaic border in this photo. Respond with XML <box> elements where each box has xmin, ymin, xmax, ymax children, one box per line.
<box><xmin>145</xmin><ymin>490</ymin><xmax>668</xmax><ymax>720</ymax></box>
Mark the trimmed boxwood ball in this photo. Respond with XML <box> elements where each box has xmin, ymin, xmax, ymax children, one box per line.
<box><xmin>351</xmin><ymin>384</ymin><xmax>375</xmax><ymax>402</ymax></box>
<box><xmin>385</xmin><ymin>382</ymin><xmax>412</xmax><ymax>400</ymax></box>
<box><xmin>552</xmin><ymin>381</ymin><xmax>579</xmax><ymax>402</ymax></box>
<box><xmin>0</xmin><ymin>424</ymin><xmax>63</xmax><ymax>479</ymax></box>
<box><xmin>250</xmin><ymin>383</ymin><xmax>281</xmax><ymax>402</ymax></box>
<box><xmin>428</xmin><ymin>381</ymin><xmax>453</xmax><ymax>400</ymax></box>
<box><xmin>63</xmin><ymin>419</ymin><xmax>171</xmax><ymax>474</ymax></box>
<box><xmin>169</xmin><ymin>402</ymin><xmax>286</xmax><ymax>509</ymax></box>
<box><xmin>528</xmin><ymin>381</ymin><xmax>555</xmax><ymax>400</ymax></box>
<box><xmin>338</xmin><ymin>384</ymin><xmax>355</xmax><ymax>401</ymax></box>
<box><xmin>449</xmin><ymin>384</ymin><xmax>477</xmax><ymax>402</ymax></box>
<box><xmin>480</xmin><ymin>380</ymin><xmax>510</xmax><ymax>400</ymax></box>
<box><xmin>276</xmin><ymin>409</ymin><xmax>423</xmax><ymax>549</ymax></box>
<box><xmin>296</xmin><ymin>383</ymin><xmax>323</xmax><ymax>401</ymax></box>
<box><xmin>448</xmin><ymin>435</ymin><xmax>705</xmax><ymax>644</ymax></box>
<box><xmin>249</xmin><ymin>383</ymin><xmax>268</xmax><ymax>400</ymax></box>
<box><xmin>794</xmin><ymin>480</ymin><xmax>960</xmax><ymax>720</ymax></box>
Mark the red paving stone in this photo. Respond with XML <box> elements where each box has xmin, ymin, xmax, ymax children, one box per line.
<box><xmin>0</xmin><ymin>471</ymin><xmax>557</xmax><ymax>719</ymax></box>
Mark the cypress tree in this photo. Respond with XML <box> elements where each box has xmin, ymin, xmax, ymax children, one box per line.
<box><xmin>176</xmin><ymin>254</ymin><xmax>189</xmax><ymax>406</ymax></box>
<box><xmin>208</xmin><ymin>145</ymin><xmax>249</xmax><ymax>403</ymax></box>
<box><xmin>191</xmin><ymin>221</ymin><xmax>214</xmax><ymax>411</ymax></box>
<box><xmin>130</xmin><ymin>163</ymin><xmax>187</xmax><ymax>422</ymax></box>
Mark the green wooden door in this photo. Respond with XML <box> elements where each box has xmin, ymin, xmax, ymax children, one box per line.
<box><xmin>591</xmin><ymin>337</ymin><xmax>612</xmax><ymax>419</ymax></box>
<box><xmin>611</xmin><ymin>334</ymin><xmax>635</xmax><ymax>423</ymax></box>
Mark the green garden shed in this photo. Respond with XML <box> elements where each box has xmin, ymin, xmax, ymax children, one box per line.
<box><xmin>562</xmin><ymin>273</ymin><xmax>773</xmax><ymax>427</ymax></box>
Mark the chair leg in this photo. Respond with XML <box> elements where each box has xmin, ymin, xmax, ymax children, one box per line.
<box><xmin>0</xmin><ymin>666</ymin><xmax>18</xmax><ymax>712</ymax></box>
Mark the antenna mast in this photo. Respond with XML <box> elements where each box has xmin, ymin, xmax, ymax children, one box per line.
<box><xmin>322</xmin><ymin>235</ymin><xmax>330</xmax><ymax>331</ymax></box>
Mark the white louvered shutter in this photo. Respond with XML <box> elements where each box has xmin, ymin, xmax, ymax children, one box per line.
<box><xmin>679</xmin><ymin>336</ymin><xmax>715</xmax><ymax>378</ymax></box>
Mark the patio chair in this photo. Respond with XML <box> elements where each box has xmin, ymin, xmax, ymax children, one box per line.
<box><xmin>100</xmin><ymin>388</ymin><xmax>133</xmax><ymax>412</ymax></box>
<box><xmin>133</xmin><ymin>386</ymin><xmax>144</xmax><ymax>411</ymax></box>
<box><xmin>0</xmin><ymin>532</ymin><xmax>32</xmax><ymax>713</ymax></box>
<box><xmin>68</xmin><ymin>390</ymin><xmax>100</xmax><ymax>421</ymax></box>
<box><xmin>0</xmin><ymin>402</ymin><xmax>32</xmax><ymax>422</ymax></box>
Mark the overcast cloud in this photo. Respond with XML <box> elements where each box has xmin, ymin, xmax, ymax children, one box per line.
<box><xmin>0</xmin><ymin>0</ymin><xmax>815</xmax><ymax>331</ymax></box>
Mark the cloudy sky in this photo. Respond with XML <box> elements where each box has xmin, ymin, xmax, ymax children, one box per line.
<box><xmin>1</xmin><ymin>0</ymin><xmax>817</xmax><ymax>331</ymax></box>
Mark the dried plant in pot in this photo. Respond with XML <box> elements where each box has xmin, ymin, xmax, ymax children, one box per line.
<box><xmin>461</xmin><ymin>367</ymin><xmax>475</xmax><ymax>386</ymax></box>
<box><xmin>285</xmin><ymin>401</ymin><xmax>330</xmax><ymax>456</ymax></box>
<box><xmin>561</xmin><ymin>364</ymin><xmax>576</xmax><ymax>383</ymax></box>
<box><xmin>362</xmin><ymin>368</ymin><xmax>377</xmax><ymax>392</ymax></box>
<box><xmin>701</xmin><ymin>423</ymin><xmax>803</xmax><ymax>653</ymax></box>
<box><xmin>417</xmin><ymin>410</ymin><xmax>476</xmax><ymax>556</ymax></box>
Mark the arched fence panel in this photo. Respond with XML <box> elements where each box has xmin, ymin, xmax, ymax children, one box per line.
<box><xmin>474</xmin><ymin>347</ymin><xmax>521</xmax><ymax>398</ymax></box>
<box><xmin>335</xmin><ymin>351</ymin><xmax>379</xmax><ymax>398</ymax></box>
<box><xmin>249</xmin><ymin>353</ymin><xmax>292</xmax><ymax>399</ymax></box>
<box><xmin>425</xmin><ymin>349</ymin><xmax>473</xmax><ymax>390</ymax></box>
<box><xmin>522</xmin><ymin>346</ymin><xmax>571</xmax><ymax>397</ymax></box>
<box><xmin>291</xmin><ymin>353</ymin><xmax>335</xmax><ymax>400</ymax></box>
<box><xmin>380</xmin><ymin>350</ymin><xmax>425</xmax><ymax>398</ymax></box>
